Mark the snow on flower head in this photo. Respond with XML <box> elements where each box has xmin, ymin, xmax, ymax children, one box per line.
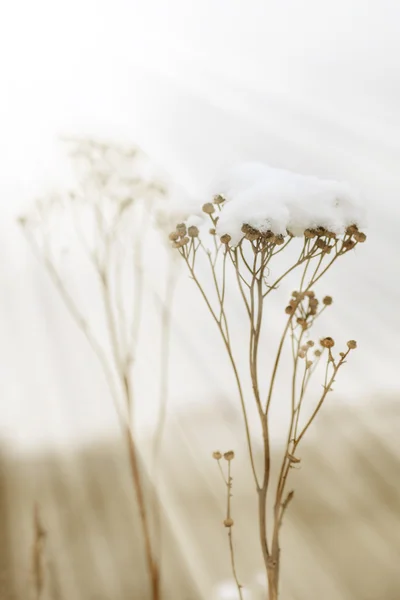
<box><xmin>205</xmin><ymin>162</ymin><xmax>366</xmax><ymax>246</ymax></box>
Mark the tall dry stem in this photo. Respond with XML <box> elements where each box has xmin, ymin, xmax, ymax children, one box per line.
<box><xmin>170</xmin><ymin>207</ymin><xmax>366</xmax><ymax>598</ymax></box>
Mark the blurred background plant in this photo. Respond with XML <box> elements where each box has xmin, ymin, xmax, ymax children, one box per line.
<box><xmin>19</xmin><ymin>137</ymin><xmax>180</xmax><ymax>600</ymax></box>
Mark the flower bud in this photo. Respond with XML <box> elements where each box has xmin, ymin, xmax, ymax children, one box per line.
<box><xmin>320</xmin><ymin>337</ymin><xmax>335</xmax><ymax>348</ymax></box>
<box><xmin>323</xmin><ymin>296</ymin><xmax>333</xmax><ymax>306</ymax></box>
<box><xmin>220</xmin><ymin>234</ymin><xmax>231</xmax><ymax>244</ymax></box>
<box><xmin>176</xmin><ymin>223</ymin><xmax>187</xmax><ymax>237</ymax></box>
<box><xmin>212</xmin><ymin>451</ymin><xmax>222</xmax><ymax>460</ymax></box>
<box><xmin>224</xmin><ymin>518</ymin><xmax>234</xmax><ymax>527</ymax></box>
<box><xmin>188</xmin><ymin>225</ymin><xmax>199</xmax><ymax>238</ymax></box>
<box><xmin>224</xmin><ymin>451</ymin><xmax>235</xmax><ymax>461</ymax></box>
<box><xmin>202</xmin><ymin>203</ymin><xmax>215</xmax><ymax>214</ymax></box>
<box><xmin>347</xmin><ymin>340</ymin><xmax>357</xmax><ymax>350</ymax></box>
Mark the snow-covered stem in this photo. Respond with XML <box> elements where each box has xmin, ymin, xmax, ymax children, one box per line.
<box><xmin>169</xmin><ymin>169</ymin><xmax>366</xmax><ymax>598</ymax></box>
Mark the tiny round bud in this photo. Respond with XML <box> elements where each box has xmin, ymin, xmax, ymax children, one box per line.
<box><xmin>339</xmin><ymin>352</ymin><xmax>345</xmax><ymax>358</ymax></box>
<box><xmin>169</xmin><ymin>231</ymin><xmax>179</xmax><ymax>241</ymax></box>
<box><xmin>188</xmin><ymin>225</ymin><xmax>199</xmax><ymax>238</ymax></box>
<box><xmin>213</xmin><ymin>194</ymin><xmax>225</xmax><ymax>204</ymax></box>
<box><xmin>220</xmin><ymin>234</ymin><xmax>231</xmax><ymax>244</ymax></box>
<box><xmin>274</xmin><ymin>235</ymin><xmax>284</xmax><ymax>245</ymax></box>
<box><xmin>320</xmin><ymin>337</ymin><xmax>335</xmax><ymax>348</ymax></box>
<box><xmin>354</xmin><ymin>231</ymin><xmax>366</xmax><ymax>243</ymax></box>
<box><xmin>307</xmin><ymin>340</ymin><xmax>315</xmax><ymax>347</ymax></box>
<box><xmin>172</xmin><ymin>237</ymin><xmax>190</xmax><ymax>248</ymax></box>
<box><xmin>323</xmin><ymin>296</ymin><xmax>333</xmax><ymax>306</ymax></box>
<box><xmin>306</xmin><ymin>360</ymin><xmax>313</xmax><ymax>369</ymax></box>
<box><xmin>304</xmin><ymin>291</ymin><xmax>315</xmax><ymax>298</ymax></box>
<box><xmin>297</xmin><ymin>318</ymin><xmax>308</xmax><ymax>330</ymax></box>
<box><xmin>202</xmin><ymin>203</ymin><xmax>215</xmax><ymax>214</ymax></box>
<box><xmin>212</xmin><ymin>451</ymin><xmax>222</xmax><ymax>460</ymax></box>
<box><xmin>314</xmin><ymin>349</ymin><xmax>322</xmax><ymax>357</ymax></box>
<box><xmin>224</xmin><ymin>451</ymin><xmax>235</xmax><ymax>461</ymax></box>
<box><xmin>343</xmin><ymin>239</ymin><xmax>356</xmax><ymax>251</ymax></box>
<box><xmin>209</xmin><ymin>228</ymin><xmax>216</xmax><ymax>235</ymax></box>
<box><xmin>347</xmin><ymin>340</ymin><xmax>357</xmax><ymax>350</ymax></box>
<box><xmin>316</xmin><ymin>238</ymin><xmax>325</xmax><ymax>249</ymax></box>
<box><xmin>224</xmin><ymin>518</ymin><xmax>234</xmax><ymax>527</ymax></box>
<box><xmin>304</xmin><ymin>229</ymin><xmax>316</xmax><ymax>238</ymax></box>
<box><xmin>285</xmin><ymin>305</ymin><xmax>294</xmax><ymax>315</ymax></box>
<box><xmin>176</xmin><ymin>223</ymin><xmax>187</xmax><ymax>237</ymax></box>
<box><xmin>346</xmin><ymin>224</ymin><xmax>358</xmax><ymax>235</ymax></box>
<box><xmin>298</xmin><ymin>349</ymin><xmax>306</xmax><ymax>359</ymax></box>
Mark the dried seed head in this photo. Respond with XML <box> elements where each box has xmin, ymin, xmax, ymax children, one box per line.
<box><xmin>306</xmin><ymin>360</ymin><xmax>313</xmax><ymax>369</ymax></box>
<box><xmin>339</xmin><ymin>352</ymin><xmax>345</xmax><ymax>358</ymax></box>
<box><xmin>202</xmin><ymin>203</ymin><xmax>215</xmax><ymax>214</ymax></box>
<box><xmin>242</xmin><ymin>224</ymin><xmax>263</xmax><ymax>241</ymax></box>
<box><xmin>300</xmin><ymin>344</ymin><xmax>309</xmax><ymax>352</ymax></box>
<box><xmin>213</xmin><ymin>194</ymin><xmax>225</xmax><ymax>204</ymax></box>
<box><xmin>347</xmin><ymin>340</ymin><xmax>357</xmax><ymax>350</ymax></box>
<box><xmin>343</xmin><ymin>239</ymin><xmax>356</xmax><ymax>251</ymax></box>
<box><xmin>314</xmin><ymin>349</ymin><xmax>322</xmax><ymax>357</ymax></box>
<box><xmin>316</xmin><ymin>226</ymin><xmax>326</xmax><ymax>236</ymax></box>
<box><xmin>209</xmin><ymin>228</ymin><xmax>216</xmax><ymax>235</ymax></box>
<box><xmin>188</xmin><ymin>225</ymin><xmax>199</xmax><ymax>238</ymax></box>
<box><xmin>297</xmin><ymin>318</ymin><xmax>308</xmax><ymax>330</ymax></box>
<box><xmin>212</xmin><ymin>451</ymin><xmax>222</xmax><ymax>460</ymax></box>
<box><xmin>224</xmin><ymin>518</ymin><xmax>234</xmax><ymax>528</ymax></box>
<box><xmin>169</xmin><ymin>231</ymin><xmax>179</xmax><ymax>241</ymax></box>
<box><xmin>323</xmin><ymin>244</ymin><xmax>332</xmax><ymax>254</ymax></box>
<box><xmin>354</xmin><ymin>231</ymin><xmax>367</xmax><ymax>243</ymax></box>
<box><xmin>346</xmin><ymin>224</ymin><xmax>359</xmax><ymax>235</ymax></box>
<box><xmin>285</xmin><ymin>305</ymin><xmax>295</xmax><ymax>315</ymax></box>
<box><xmin>305</xmin><ymin>291</ymin><xmax>315</xmax><ymax>298</ymax></box>
<box><xmin>172</xmin><ymin>237</ymin><xmax>190</xmax><ymax>248</ymax></box>
<box><xmin>326</xmin><ymin>231</ymin><xmax>337</xmax><ymax>239</ymax></box>
<box><xmin>320</xmin><ymin>337</ymin><xmax>335</xmax><ymax>348</ymax></box>
<box><xmin>224</xmin><ymin>450</ymin><xmax>235</xmax><ymax>461</ymax></box>
<box><xmin>316</xmin><ymin>238</ymin><xmax>326</xmax><ymax>249</ymax></box>
<box><xmin>274</xmin><ymin>235</ymin><xmax>284</xmax><ymax>245</ymax></box>
<box><xmin>323</xmin><ymin>296</ymin><xmax>333</xmax><ymax>306</ymax></box>
<box><xmin>307</xmin><ymin>340</ymin><xmax>315</xmax><ymax>347</ymax></box>
<box><xmin>298</xmin><ymin>349</ymin><xmax>306</xmax><ymax>359</ymax></box>
<box><xmin>304</xmin><ymin>229</ymin><xmax>317</xmax><ymax>238</ymax></box>
<box><xmin>176</xmin><ymin>223</ymin><xmax>187</xmax><ymax>237</ymax></box>
<box><xmin>220</xmin><ymin>234</ymin><xmax>231</xmax><ymax>244</ymax></box>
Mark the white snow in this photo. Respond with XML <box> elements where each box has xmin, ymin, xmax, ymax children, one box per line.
<box><xmin>207</xmin><ymin>162</ymin><xmax>366</xmax><ymax>245</ymax></box>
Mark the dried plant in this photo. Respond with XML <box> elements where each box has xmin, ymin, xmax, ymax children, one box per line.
<box><xmin>31</xmin><ymin>504</ymin><xmax>46</xmax><ymax>600</ymax></box>
<box><xmin>213</xmin><ymin>450</ymin><xmax>244</xmax><ymax>600</ymax></box>
<box><xmin>169</xmin><ymin>193</ymin><xmax>366</xmax><ymax>599</ymax></box>
<box><xmin>20</xmin><ymin>138</ymin><xmax>176</xmax><ymax>600</ymax></box>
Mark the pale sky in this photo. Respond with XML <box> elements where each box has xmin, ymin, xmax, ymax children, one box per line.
<box><xmin>1</xmin><ymin>0</ymin><xmax>399</xmax><ymax>449</ymax></box>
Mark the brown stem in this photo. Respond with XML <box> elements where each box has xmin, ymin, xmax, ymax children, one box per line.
<box><xmin>126</xmin><ymin>426</ymin><xmax>160</xmax><ymax>600</ymax></box>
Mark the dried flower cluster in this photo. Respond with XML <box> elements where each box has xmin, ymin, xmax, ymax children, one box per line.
<box><xmin>169</xmin><ymin>180</ymin><xmax>366</xmax><ymax>600</ymax></box>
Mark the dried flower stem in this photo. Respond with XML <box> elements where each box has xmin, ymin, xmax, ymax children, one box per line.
<box><xmin>31</xmin><ymin>504</ymin><xmax>46</xmax><ymax>600</ymax></box>
<box><xmin>214</xmin><ymin>453</ymin><xmax>244</xmax><ymax>600</ymax></box>
<box><xmin>171</xmin><ymin>212</ymin><xmax>365</xmax><ymax>599</ymax></box>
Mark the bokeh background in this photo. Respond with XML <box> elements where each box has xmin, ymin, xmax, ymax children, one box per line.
<box><xmin>1</xmin><ymin>1</ymin><xmax>400</xmax><ymax>598</ymax></box>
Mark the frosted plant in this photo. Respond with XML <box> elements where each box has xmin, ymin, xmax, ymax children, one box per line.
<box><xmin>169</xmin><ymin>162</ymin><xmax>367</xmax><ymax>600</ymax></box>
<box><xmin>20</xmin><ymin>138</ymin><xmax>176</xmax><ymax>600</ymax></box>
